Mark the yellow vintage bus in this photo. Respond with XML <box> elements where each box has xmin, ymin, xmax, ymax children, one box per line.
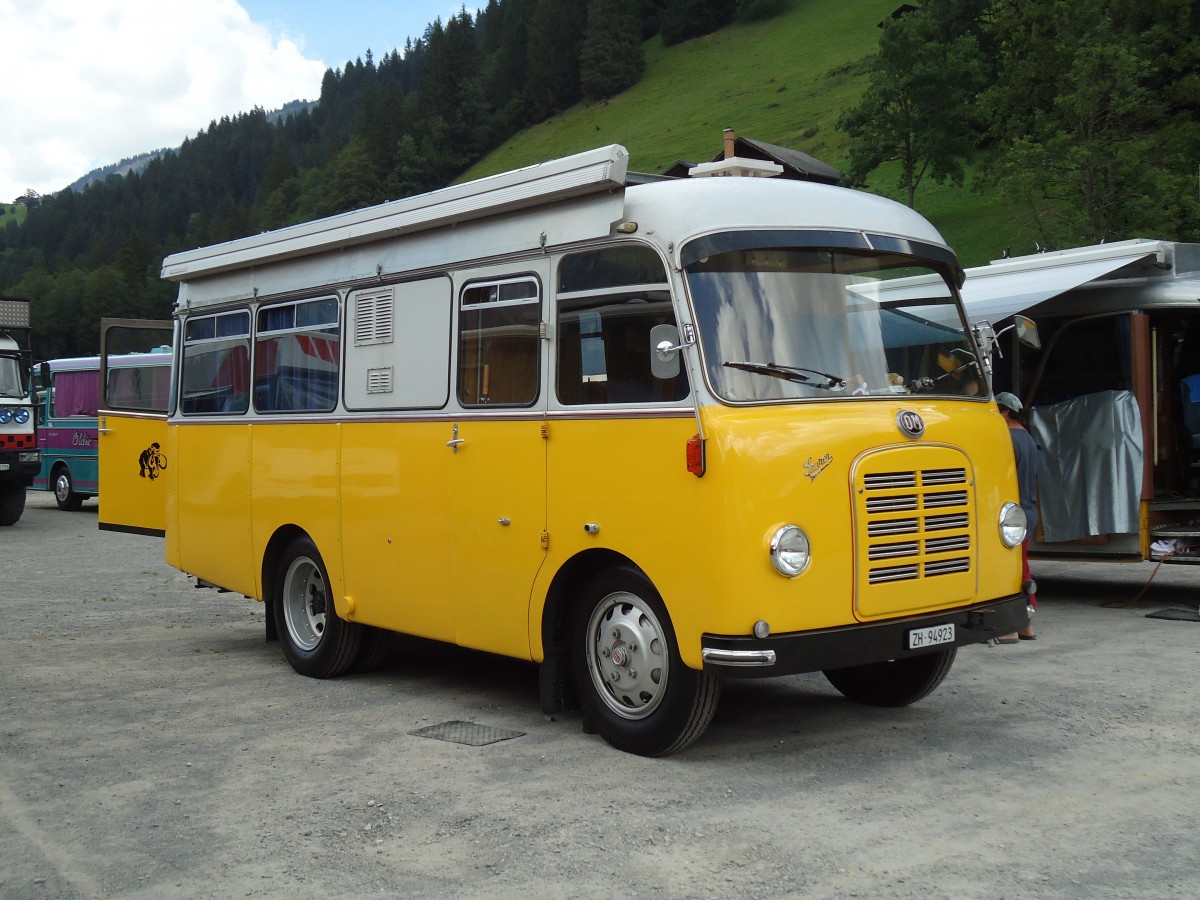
<box><xmin>101</xmin><ymin>145</ymin><xmax>1032</xmax><ymax>755</ymax></box>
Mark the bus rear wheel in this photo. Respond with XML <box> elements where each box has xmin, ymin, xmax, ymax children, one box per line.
<box><xmin>570</xmin><ymin>566</ymin><xmax>720</xmax><ymax>757</ymax></box>
<box><xmin>53</xmin><ymin>466</ymin><xmax>85</xmax><ymax>511</ymax></box>
<box><xmin>273</xmin><ymin>536</ymin><xmax>362</xmax><ymax>678</ymax></box>
<box><xmin>823</xmin><ymin>647</ymin><xmax>957</xmax><ymax>707</ymax></box>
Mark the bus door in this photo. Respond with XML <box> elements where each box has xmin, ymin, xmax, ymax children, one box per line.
<box><xmin>98</xmin><ymin>318</ymin><xmax>173</xmax><ymax>535</ymax></box>
<box><xmin>448</xmin><ymin>265</ymin><xmax>549</xmax><ymax>656</ymax></box>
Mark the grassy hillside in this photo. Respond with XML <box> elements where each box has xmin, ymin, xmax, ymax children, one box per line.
<box><xmin>461</xmin><ymin>0</ymin><xmax>1032</xmax><ymax>267</ymax></box>
<box><xmin>0</xmin><ymin>203</ymin><xmax>27</xmax><ymax>230</ymax></box>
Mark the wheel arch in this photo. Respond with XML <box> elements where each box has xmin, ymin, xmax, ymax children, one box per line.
<box><xmin>261</xmin><ymin>523</ymin><xmax>309</xmax><ymax>643</ymax></box>
<box><xmin>537</xmin><ymin>548</ymin><xmax>641</xmax><ymax>715</ymax></box>
<box><xmin>540</xmin><ymin>548</ymin><xmax>640</xmax><ymax>657</ymax></box>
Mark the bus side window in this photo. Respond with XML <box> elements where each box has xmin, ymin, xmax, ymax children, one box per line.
<box><xmin>53</xmin><ymin>369</ymin><xmax>99</xmax><ymax>417</ymax></box>
<box><xmin>181</xmin><ymin>311</ymin><xmax>251</xmax><ymax>416</ymax></box>
<box><xmin>107</xmin><ymin>365</ymin><xmax>170</xmax><ymax>412</ymax></box>
<box><xmin>457</xmin><ymin>277</ymin><xmax>541</xmax><ymax>407</ymax></box>
<box><xmin>254</xmin><ymin>297</ymin><xmax>340</xmax><ymax>414</ymax></box>
<box><xmin>556</xmin><ymin>245</ymin><xmax>687</xmax><ymax>406</ymax></box>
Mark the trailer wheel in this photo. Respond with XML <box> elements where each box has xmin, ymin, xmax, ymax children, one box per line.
<box><xmin>0</xmin><ymin>482</ymin><xmax>26</xmax><ymax>526</ymax></box>
<box><xmin>570</xmin><ymin>566</ymin><xmax>720</xmax><ymax>756</ymax></box>
<box><xmin>823</xmin><ymin>647</ymin><xmax>957</xmax><ymax>707</ymax></box>
<box><xmin>53</xmin><ymin>465</ymin><xmax>85</xmax><ymax>511</ymax></box>
<box><xmin>273</xmin><ymin>535</ymin><xmax>361</xmax><ymax>678</ymax></box>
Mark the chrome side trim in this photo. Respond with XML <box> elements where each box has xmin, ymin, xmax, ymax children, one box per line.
<box><xmin>701</xmin><ymin>647</ymin><xmax>778</xmax><ymax>667</ymax></box>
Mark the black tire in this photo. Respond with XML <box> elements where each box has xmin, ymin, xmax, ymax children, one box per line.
<box><xmin>0</xmin><ymin>482</ymin><xmax>25</xmax><ymax>526</ymax></box>
<box><xmin>272</xmin><ymin>536</ymin><xmax>362</xmax><ymax>678</ymax></box>
<box><xmin>53</xmin><ymin>465</ymin><xmax>85</xmax><ymax>511</ymax></box>
<box><xmin>824</xmin><ymin>647</ymin><xmax>957</xmax><ymax>707</ymax></box>
<box><xmin>352</xmin><ymin>626</ymin><xmax>393</xmax><ymax>673</ymax></box>
<box><xmin>570</xmin><ymin>566</ymin><xmax>720</xmax><ymax>757</ymax></box>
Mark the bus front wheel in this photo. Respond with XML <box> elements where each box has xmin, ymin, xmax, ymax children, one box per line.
<box><xmin>273</xmin><ymin>536</ymin><xmax>362</xmax><ymax>678</ymax></box>
<box><xmin>53</xmin><ymin>466</ymin><xmax>85</xmax><ymax>511</ymax></box>
<box><xmin>0</xmin><ymin>482</ymin><xmax>25</xmax><ymax>526</ymax></box>
<box><xmin>570</xmin><ymin>566</ymin><xmax>720</xmax><ymax>757</ymax></box>
<box><xmin>823</xmin><ymin>647</ymin><xmax>957</xmax><ymax>707</ymax></box>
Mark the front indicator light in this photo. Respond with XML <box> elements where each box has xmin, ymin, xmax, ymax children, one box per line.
<box><xmin>999</xmin><ymin>502</ymin><xmax>1027</xmax><ymax>548</ymax></box>
<box><xmin>770</xmin><ymin>525</ymin><xmax>811</xmax><ymax>577</ymax></box>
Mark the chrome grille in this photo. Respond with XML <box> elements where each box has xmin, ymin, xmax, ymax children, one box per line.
<box><xmin>866</xmin><ymin>495</ymin><xmax>918</xmax><ymax>513</ymax></box>
<box><xmin>921</xmin><ymin>468</ymin><xmax>967</xmax><ymax>485</ymax></box>
<box><xmin>926</xmin><ymin>535</ymin><xmax>970</xmax><ymax>554</ymax></box>
<box><xmin>925</xmin><ymin>557</ymin><xmax>971</xmax><ymax>576</ymax></box>
<box><xmin>869</xmin><ymin>563</ymin><xmax>921</xmax><ymax>583</ymax></box>
<box><xmin>868</xmin><ymin>541</ymin><xmax>920</xmax><ymax>560</ymax></box>
<box><xmin>863</xmin><ymin>472</ymin><xmax>917</xmax><ymax>490</ymax></box>
<box><xmin>925</xmin><ymin>512</ymin><xmax>970</xmax><ymax>531</ymax></box>
<box><xmin>860</xmin><ymin>462</ymin><xmax>973</xmax><ymax>586</ymax></box>
<box><xmin>924</xmin><ymin>490</ymin><xmax>968</xmax><ymax>508</ymax></box>
<box><xmin>868</xmin><ymin>517</ymin><xmax>919</xmax><ymax>537</ymax></box>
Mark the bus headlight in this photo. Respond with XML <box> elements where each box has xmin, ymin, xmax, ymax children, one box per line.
<box><xmin>770</xmin><ymin>525</ymin><xmax>811</xmax><ymax>577</ymax></box>
<box><xmin>999</xmin><ymin>502</ymin><xmax>1027</xmax><ymax>548</ymax></box>
<box><xmin>0</xmin><ymin>409</ymin><xmax>12</xmax><ymax>424</ymax></box>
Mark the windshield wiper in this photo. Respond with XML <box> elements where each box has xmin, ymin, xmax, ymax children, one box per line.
<box><xmin>723</xmin><ymin>361</ymin><xmax>847</xmax><ymax>390</ymax></box>
<box><xmin>909</xmin><ymin>352</ymin><xmax>982</xmax><ymax>393</ymax></box>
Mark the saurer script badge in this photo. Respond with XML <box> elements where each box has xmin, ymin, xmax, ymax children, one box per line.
<box><xmin>804</xmin><ymin>452</ymin><xmax>832</xmax><ymax>482</ymax></box>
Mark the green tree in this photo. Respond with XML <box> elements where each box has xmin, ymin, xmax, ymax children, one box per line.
<box><xmin>580</xmin><ymin>0</ymin><xmax>646</xmax><ymax>102</ymax></box>
<box><xmin>660</xmin><ymin>0</ymin><xmax>736</xmax><ymax>46</ymax></box>
<box><xmin>979</xmin><ymin>0</ymin><xmax>1200</xmax><ymax>246</ymax></box>
<box><xmin>837</xmin><ymin>6</ymin><xmax>985</xmax><ymax>207</ymax></box>
<box><xmin>525</xmin><ymin>0</ymin><xmax>586</xmax><ymax>120</ymax></box>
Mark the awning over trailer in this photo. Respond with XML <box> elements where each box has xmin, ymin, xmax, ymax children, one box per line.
<box><xmin>960</xmin><ymin>240</ymin><xmax>1167</xmax><ymax>323</ymax></box>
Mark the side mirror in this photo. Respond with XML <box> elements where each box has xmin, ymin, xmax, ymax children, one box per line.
<box><xmin>973</xmin><ymin>314</ymin><xmax>1041</xmax><ymax>359</ymax></box>
<box><xmin>650</xmin><ymin>323</ymin><xmax>682</xmax><ymax>379</ymax></box>
<box><xmin>1013</xmin><ymin>314</ymin><xmax>1041</xmax><ymax>350</ymax></box>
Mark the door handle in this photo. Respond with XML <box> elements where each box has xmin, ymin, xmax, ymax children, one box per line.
<box><xmin>447</xmin><ymin>423</ymin><xmax>465</xmax><ymax>453</ymax></box>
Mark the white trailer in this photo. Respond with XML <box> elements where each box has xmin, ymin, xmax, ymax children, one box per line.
<box><xmin>960</xmin><ymin>239</ymin><xmax>1200</xmax><ymax>562</ymax></box>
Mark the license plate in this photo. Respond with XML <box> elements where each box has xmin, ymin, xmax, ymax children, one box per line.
<box><xmin>908</xmin><ymin>623</ymin><xmax>955</xmax><ymax>650</ymax></box>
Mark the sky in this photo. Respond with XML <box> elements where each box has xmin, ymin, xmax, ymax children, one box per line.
<box><xmin>0</xmin><ymin>0</ymin><xmax>480</xmax><ymax>203</ymax></box>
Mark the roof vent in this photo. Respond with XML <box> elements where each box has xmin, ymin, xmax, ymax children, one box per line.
<box><xmin>688</xmin><ymin>157</ymin><xmax>783</xmax><ymax>179</ymax></box>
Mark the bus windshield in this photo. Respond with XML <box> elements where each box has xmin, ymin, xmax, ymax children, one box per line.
<box><xmin>685</xmin><ymin>245</ymin><xmax>982</xmax><ymax>402</ymax></box>
<box><xmin>0</xmin><ymin>354</ymin><xmax>26</xmax><ymax>398</ymax></box>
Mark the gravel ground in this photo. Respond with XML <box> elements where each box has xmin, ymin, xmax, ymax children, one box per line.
<box><xmin>2</xmin><ymin>490</ymin><xmax>1198</xmax><ymax>899</ymax></box>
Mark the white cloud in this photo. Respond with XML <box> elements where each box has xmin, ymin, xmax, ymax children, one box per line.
<box><xmin>0</xmin><ymin>0</ymin><xmax>326</xmax><ymax>201</ymax></box>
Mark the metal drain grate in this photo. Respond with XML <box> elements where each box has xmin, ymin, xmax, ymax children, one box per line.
<box><xmin>408</xmin><ymin>720</ymin><xmax>526</xmax><ymax>746</ymax></box>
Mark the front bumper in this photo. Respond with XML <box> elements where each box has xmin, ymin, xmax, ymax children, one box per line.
<box><xmin>0</xmin><ymin>450</ymin><xmax>40</xmax><ymax>482</ymax></box>
<box><xmin>701</xmin><ymin>593</ymin><xmax>1029</xmax><ymax>678</ymax></box>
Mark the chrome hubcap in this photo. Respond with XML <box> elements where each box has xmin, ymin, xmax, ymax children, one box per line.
<box><xmin>282</xmin><ymin>557</ymin><xmax>326</xmax><ymax>651</ymax></box>
<box><xmin>586</xmin><ymin>591</ymin><xmax>668</xmax><ymax>720</ymax></box>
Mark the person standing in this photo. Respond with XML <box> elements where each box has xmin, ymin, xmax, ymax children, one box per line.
<box><xmin>995</xmin><ymin>391</ymin><xmax>1039</xmax><ymax>642</ymax></box>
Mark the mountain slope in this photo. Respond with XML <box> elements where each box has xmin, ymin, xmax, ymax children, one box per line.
<box><xmin>461</xmin><ymin>0</ymin><xmax>1027</xmax><ymax>266</ymax></box>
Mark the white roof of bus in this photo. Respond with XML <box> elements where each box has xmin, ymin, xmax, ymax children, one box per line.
<box><xmin>161</xmin><ymin>143</ymin><xmax>956</xmax><ymax>299</ymax></box>
<box><xmin>46</xmin><ymin>351</ymin><xmax>171</xmax><ymax>371</ymax></box>
<box><xmin>623</xmin><ymin>176</ymin><xmax>951</xmax><ymax>257</ymax></box>
<box><xmin>162</xmin><ymin>144</ymin><xmax>631</xmax><ymax>282</ymax></box>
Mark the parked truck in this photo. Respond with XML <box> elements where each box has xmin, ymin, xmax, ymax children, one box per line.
<box><xmin>0</xmin><ymin>296</ymin><xmax>39</xmax><ymax>525</ymax></box>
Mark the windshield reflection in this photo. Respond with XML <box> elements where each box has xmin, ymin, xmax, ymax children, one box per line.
<box><xmin>685</xmin><ymin>246</ymin><xmax>982</xmax><ymax>403</ymax></box>
<box><xmin>0</xmin><ymin>355</ymin><xmax>27</xmax><ymax>399</ymax></box>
